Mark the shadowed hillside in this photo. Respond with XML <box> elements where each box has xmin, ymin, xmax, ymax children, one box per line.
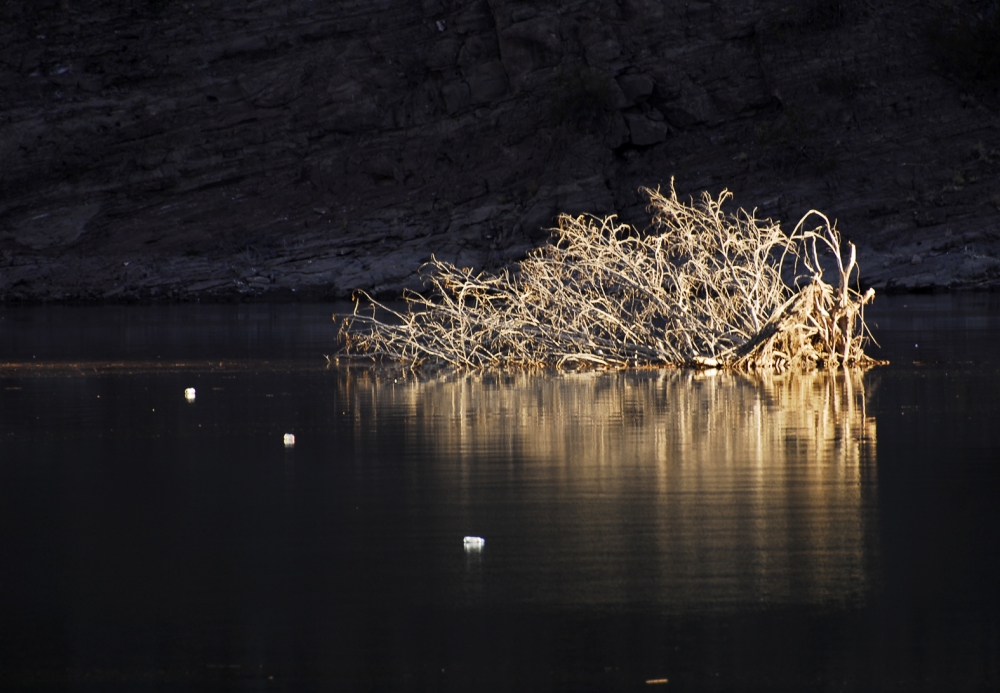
<box><xmin>1</xmin><ymin>0</ymin><xmax>998</xmax><ymax>301</ymax></box>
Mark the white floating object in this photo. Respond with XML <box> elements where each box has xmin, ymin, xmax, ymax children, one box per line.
<box><xmin>283</xmin><ymin>433</ymin><xmax>295</xmax><ymax>447</ymax></box>
<box><xmin>463</xmin><ymin>536</ymin><xmax>485</xmax><ymax>550</ymax></box>
<box><xmin>184</xmin><ymin>387</ymin><xmax>196</xmax><ymax>401</ymax></box>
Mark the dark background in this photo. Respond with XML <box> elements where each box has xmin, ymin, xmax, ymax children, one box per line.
<box><xmin>1</xmin><ymin>0</ymin><xmax>999</xmax><ymax>301</ymax></box>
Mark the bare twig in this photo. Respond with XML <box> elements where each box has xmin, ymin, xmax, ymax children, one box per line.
<box><xmin>338</xmin><ymin>182</ymin><xmax>884</xmax><ymax>372</ymax></box>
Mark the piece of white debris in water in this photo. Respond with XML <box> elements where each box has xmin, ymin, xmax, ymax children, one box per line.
<box><xmin>463</xmin><ymin>536</ymin><xmax>485</xmax><ymax>549</ymax></box>
<box><xmin>436</xmin><ymin>19</ymin><xmax>446</xmax><ymax>31</ymax></box>
<box><xmin>184</xmin><ymin>388</ymin><xmax>196</xmax><ymax>401</ymax></box>
<box><xmin>283</xmin><ymin>433</ymin><xmax>295</xmax><ymax>446</ymax></box>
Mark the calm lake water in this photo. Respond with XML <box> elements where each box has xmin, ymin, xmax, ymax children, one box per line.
<box><xmin>1</xmin><ymin>296</ymin><xmax>998</xmax><ymax>691</ymax></box>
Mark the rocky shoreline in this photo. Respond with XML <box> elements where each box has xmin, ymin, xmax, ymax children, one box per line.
<box><xmin>2</xmin><ymin>0</ymin><xmax>999</xmax><ymax>303</ymax></box>
<box><xmin>1</xmin><ymin>214</ymin><xmax>998</xmax><ymax>305</ymax></box>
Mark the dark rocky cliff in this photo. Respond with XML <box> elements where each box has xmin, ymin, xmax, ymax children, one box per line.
<box><xmin>1</xmin><ymin>0</ymin><xmax>999</xmax><ymax>301</ymax></box>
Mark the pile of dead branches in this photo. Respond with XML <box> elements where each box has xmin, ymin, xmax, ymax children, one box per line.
<box><xmin>337</xmin><ymin>183</ymin><xmax>882</xmax><ymax>372</ymax></box>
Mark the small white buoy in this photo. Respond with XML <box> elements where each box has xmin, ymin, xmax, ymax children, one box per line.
<box><xmin>463</xmin><ymin>536</ymin><xmax>485</xmax><ymax>550</ymax></box>
<box><xmin>184</xmin><ymin>387</ymin><xmax>196</xmax><ymax>401</ymax></box>
<box><xmin>283</xmin><ymin>433</ymin><xmax>295</xmax><ymax>447</ymax></box>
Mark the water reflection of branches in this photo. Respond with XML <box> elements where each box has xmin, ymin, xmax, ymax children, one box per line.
<box><xmin>346</xmin><ymin>367</ymin><xmax>874</xmax><ymax>473</ymax></box>
<box><xmin>342</xmin><ymin>368</ymin><xmax>877</xmax><ymax>608</ymax></box>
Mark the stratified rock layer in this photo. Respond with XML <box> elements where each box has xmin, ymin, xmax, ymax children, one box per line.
<box><xmin>1</xmin><ymin>0</ymin><xmax>998</xmax><ymax>301</ymax></box>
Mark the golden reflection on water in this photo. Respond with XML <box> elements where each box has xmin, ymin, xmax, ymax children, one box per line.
<box><xmin>342</xmin><ymin>368</ymin><xmax>878</xmax><ymax>610</ymax></box>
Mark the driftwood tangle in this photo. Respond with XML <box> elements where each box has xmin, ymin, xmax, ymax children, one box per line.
<box><xmin>338</xmin><ymin>183</ymin><xmax>883</xmax><ymax>372</ymax></box>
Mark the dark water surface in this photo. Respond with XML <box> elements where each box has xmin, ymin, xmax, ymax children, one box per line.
<box><xmin>1</xmin><ymin>297</ymin><xmax>998</xmax><ymax>691</ymax></box>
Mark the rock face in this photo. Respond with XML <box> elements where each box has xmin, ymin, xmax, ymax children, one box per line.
<box><xmin>1</xmin><ymin>0</ymin><xmax>999</xmax><ymax>301</ymax></box>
